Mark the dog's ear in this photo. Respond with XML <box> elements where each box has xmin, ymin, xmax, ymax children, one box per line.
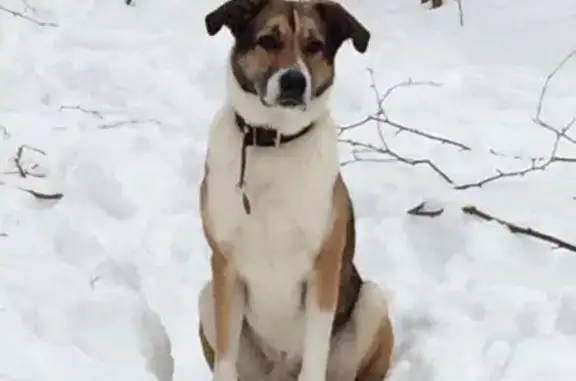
<box><xmin>205</xmin><ymin>0</ymin><xmax>270</xmax><ymax>37</ymax></box>
<box><xmin>314</xmin><ymin>1</ymin><xmax>370</xmax><ymax>54</ymax></box>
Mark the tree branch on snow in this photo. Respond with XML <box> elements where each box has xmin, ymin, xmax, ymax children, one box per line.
<box><xmin>340</xmin><ymin>51</ymin><xmax>576</xmax><ymax>189</ymax></box>
<box><xmin>405</xmin><ymin>202</ymin><xmax>576</xmax><ymax>253</ymax></box>
<box><xmin>338</xmin><ymin>72</ymin><xmax>472</xmax><ymax>184</ymax></box>
<box><xmin>421</xmin><ymin>0</ymin><xmax>464</xmax><ymax>26</ymax></box>
<box><xmin>1</xmin><ymin>145</ymin><xmax>47</xmax><ymax>179</ymax></box>
<box><xmin>462</xmin><ymin>205</ymin><xmax>576</xmax><ymax>253</ymax></box>
<box><xmin>59</xmin><ymin>104</ymin><xmax>162</xmax><ymax>129</ymax></box>
<box><xmin>421</xmin><ymin>0</ymin><xmax>445</xmax><ymax>9</ymax></box>
<box><xmin>455</xmin><ymin>120</ymin><xmax>576</xmax><ymax>190</ymax></box>
<box><xmin>455</xmin><ymin>49</ymin><xmax>576</xmax><ymax>190</ymax></box>
<box><xmin>456</xmin><ymin>0</ymin><xmax>464</xmax><ymax>27</ymax></box>
<box><xmin>59</xmin><ymin>105</ymin><xmax>105</xmax><ymax>119</ymax></box>
<box><xmin>97</xmin><ymin>118</ymin><xmax>161</xmax><ymax>129</ymax></box>
<box><xmin>0</xmin><ymin>5</ymin><xmax>57</xmax><ymax>27</ymax></box>
<box><xmin>20</xmin><ymin>0</ymin><xmax>38</xmax><ymax>14</ymax></box>
<box><xmin>533</xmin><ymin>49</ymin><xmax>576</xmax><ymax>147</ymax></box>
<box><xmin>0</xmin><ymin>179</ymin><xmax>63</xmax><ymax>201</ymax></box>
<box><xmin>18</xmin><ymin>188</ymin><xmax>64</xmax><ymax>200</ymax></box>
<box><xmin>339</xmin><ymin>137</ymin><xmax>456</xmax><ymax>184</ymax></box>
<box><xmin>407</xmin><ymin>201</ymin><xmax>445</xmax><ymax>217</ymax></box>
<box><xmin>0</xmin><ymin>125</ymin><xmax>10</xmax><ymax>139</ymax></box>
<box><xmin>339</xmin><ymin>73</ymin><xmax>470</xmax><ymax>151</ymax></box>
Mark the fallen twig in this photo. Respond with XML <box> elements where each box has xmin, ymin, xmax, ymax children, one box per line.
<box><xmin>18</xmin><ymin>188</ymin><xmax>64</xmax><ymax>200</ymax></box>
<box><xmin>0</xmin><ymin>4</ymin><xmax>57</xmax><ymax>27</ymax></box>
<box><xmin>339</xmin><ymin>76</ymin><xmax>470</xmax><ymax>151</ymax></box>
<box><xmin>20</xmin><ymin>0</ymin><xmax>38</xmax><ymax>14</ymax></box>
<box><xmin>462</xmin><ymin>205</ymin><xmax>576</xmax><ymax>252</ymax></box>
<box><xmin>340</xmin><ymin>51</ymin><xmax>576</xmax><ymax>190</ymax></box>
<box><xmin>59</xmin><ymin>105</ymin><xmax>105</xmax><ymax>119</ymax></box>
<box><xmin>456</xmin><ymin>0</ymin><xmax>464</xmax><ymax>26</ymax></box>
<box><xmin>97</xmin><ymin>118</ymin><xmax>161</xmax><ymax>129</ymax></box>
<box><xmin>421</xmin><ymin>0</ymin><xmax>444</xmax><ymax>9</ymax></box>
<box><xmin>407</xmin><ymin>201</ymin><xmax>445</xmax><ymax>217</ymax></box>
<box><xmin>0</xmin><ymin>125</ymin><xmax>10</xmax><ymax>138</ymax></box>
<box><xmin>340</xmin><ymin>138</ymin><xmax>455</xmax><ymax>183</ymax></box>
<box><xmin>454</xmin><ymin>50</ymin><xmax>576</xmax><ymax>189</ymax></box>
<box><xmin>6</xmin><ymin>145</ymin><xmax>47</xmax><ymax>179</ymax></box>
<box><xmin>455</xmin><ymin>120</ymin><xmax>576</xmax><ymax>190</ymax></box>
<box><xmin>338</xmin><ymin>73</ymin><xmax>466</xmax><ymax>184</ymax></box>
<box><xmin>533</xmin><ymin>49</ymin><xmax>576</xmax><ymax>147</ymax></box>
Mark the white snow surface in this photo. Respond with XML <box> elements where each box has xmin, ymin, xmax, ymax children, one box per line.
<box><xmin>1</xmin><ymin>0</ymin><xmax>576</xmax><ymax>380</ymax></box>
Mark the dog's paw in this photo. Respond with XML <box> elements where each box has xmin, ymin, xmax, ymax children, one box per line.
<box><xmin>212</xmin><ymin>363</ymin><xmax>237</xmax><ymax>381</ymax></box>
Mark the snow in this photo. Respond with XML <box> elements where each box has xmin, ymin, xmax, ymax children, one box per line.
<box><xmin>1</xmin><ymin>0</ymin><xmax>575</xmax><ymax>380</ymax></box>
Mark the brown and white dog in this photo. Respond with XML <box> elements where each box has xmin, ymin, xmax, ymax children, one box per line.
<box><xmin>197</xmin><ymin>1</ymin><xmax>394</xmax><ymax>381</ymax></box>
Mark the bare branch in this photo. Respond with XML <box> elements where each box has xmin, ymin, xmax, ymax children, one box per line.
<box><xmin>340</xmin><ymin>49</ymin><xmax>576</xmax><ymax>190</ymax></box>
<box><xmin>0</xmin><ymin>125</ymin><xmax>10</xmax><ymax>138</ymax></box>
<box><xmin>407</xmin><ymin>201</ymin><xmax>445</xmax><ymax>217</ymax></box>
<box><xmin>533</xmin><ymin>49</ymin><xmax>576</xmax><ymax>147</ymax></box>
<box><xmin>338</xmin><ymin>77</ymin><xmax>470</xmax><ymax>150</ymax></box>
<box><xmin>0</xmin><ymin>5</ymin><xmax>57</xmax><ymax>27</ymax></box>
<box><xmin>338</xmin><ymin>73</ymin><xmax>470</xmax><ymax>183</ymax></box>
<box><xmin>455</xmin><ymin>120</ymin><xmax>576</xmax><ymax>190</ymax></box>
<box><xmin>59</xmin><ymin>105</ymin><xmax>105</xmax><ymax>119</ymax></box>
<box><xmin>463</xmin><ymin>205</ymin><xmax>576</xmax><ymax>253</ymax></box>
<box><xmin>455</xmin><ymin>50</ymin><xmax>576</xmax><ymax>189</ymax></box>
<box><xmin>339</xmin><ymin>138</ymin><xmax>455</xmax><ymax>184</ymax></box>
<box><xmin>0</xmin><ymin>180</ymin><xmax>63</xmax><ymax>201</ymax></box>
<box><xmin>97</xmin><ymin>118</ymin><xmax>161</xmax><ymax>129</ymax></box>
<box><xmin>456</xmin><ymin>0</ymin><xmax>464</xmax><ymax>26</ymax></box>
<box><xmin>421</xmin><ymin>0</ymin><xmax>463</xmax><ymax>25</ymax></box>
<box><xmin>18</xmin><ymin>188</ymin><xmax>63</xmax><ymax>200</ymax></box>
<box><xmin>4</xmin><ymin>145</ymin><xmax>47</xmax><ymax>179</ymax></box>
<box><xmin>421</xmin><ymin>0</ymin><xmax>444</xmax><ymax>9</ymax></box>
<box><xmin>20</xmin><ymin>0</ymin><xmax>38</xmax><ymax>14</ymax></box>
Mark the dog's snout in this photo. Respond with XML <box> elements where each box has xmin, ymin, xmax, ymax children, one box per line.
<box><xmin>279</xmin><ymin>69</ymin><xmax>306</xmax><ymax>99</ymax></box>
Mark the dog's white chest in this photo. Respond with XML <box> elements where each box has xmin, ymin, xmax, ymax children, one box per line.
<box><xmin>205</xmin><ymin>110</ymin><xmax>339</xmax><ymax>355</ymax></box>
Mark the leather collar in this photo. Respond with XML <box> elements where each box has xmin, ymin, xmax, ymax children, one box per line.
<box><xmin>234</xmin><ymin>112</ymin><xmax>316</xmax><ymax>214</ymax></box>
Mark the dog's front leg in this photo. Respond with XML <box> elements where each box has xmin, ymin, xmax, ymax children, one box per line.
<box><xmin>299</xmin><ymin>178</ymin><xmax>350</xmax><ymax>381</ymax></box>
<box><xmin>211</xmin><ymin>249</ymin><xmax>244</xmax><ymax>381</ymax></box>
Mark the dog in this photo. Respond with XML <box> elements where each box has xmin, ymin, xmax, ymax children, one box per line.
<box><xmin>197</xmin><ymin>1</ymin><xmax>394</xmax><ymax>381</ymax></box>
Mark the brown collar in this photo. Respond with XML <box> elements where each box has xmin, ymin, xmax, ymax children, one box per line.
<box><xmin>234</xmin><ymin>112</ymin><xmax>316</xmax><ymax>214</ymax></box>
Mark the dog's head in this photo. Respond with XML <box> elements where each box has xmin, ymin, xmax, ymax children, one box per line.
<box><xmin>205</xmin><ymin>0</ymin><xmax>370</xmax><ymax>112</ymax></box>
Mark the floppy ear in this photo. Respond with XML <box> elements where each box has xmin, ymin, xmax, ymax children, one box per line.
<box><xmin>205</xmin><ymin>0</ymin><xmax>270</xmax><ymax>37</ymax></box>
<box><xmin>314</xmin><ymin>1</ymin><xmax>370</xmax><ymax>54</ymax></box>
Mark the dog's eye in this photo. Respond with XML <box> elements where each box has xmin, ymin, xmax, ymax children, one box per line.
<box><xmin>304</xmin><ymin>39</ymin><xmax>324</xmax><ymax>54</ymax></box>
<box><xmin>257</xmin><ymin>35</ymin><xmax>282</xmax><ymax>51</ymax></box>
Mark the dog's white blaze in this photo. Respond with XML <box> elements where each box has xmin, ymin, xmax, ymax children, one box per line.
<box><xmin>263</xmin><ymin>67</ymin><xmax>290</xmax><ymax>107</ymax></box>
<box><xmin>205</xmin><ymin>59</ymin><xmax>340</xmax><ymax>360</ymax></box>
<box><xmin>298</xmin><ymin>57</ymin><xmax>313</xmax><ymax>106</ymax></box>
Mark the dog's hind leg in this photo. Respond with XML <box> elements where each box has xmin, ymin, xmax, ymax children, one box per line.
<box><xmin>198</xmin><ymin>281</ymin><xmax>282</xmax><ymax>381</ymax></box>
<box><xmin>327</xmin><ymin>281</ymin><xmax>394</xmax><ymax>381</ymax></box>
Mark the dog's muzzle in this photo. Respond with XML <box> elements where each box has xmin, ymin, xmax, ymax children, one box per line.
<box><xmin>277</xmin><ymin>69</ymin><xmax>306</xmax><ymax>107</ymax></box>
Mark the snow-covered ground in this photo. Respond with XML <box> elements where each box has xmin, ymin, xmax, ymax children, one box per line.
<box><xmin>1</xmin><ymin>0</ymin><xmax>575</xmax><ymax>380</ymax></box>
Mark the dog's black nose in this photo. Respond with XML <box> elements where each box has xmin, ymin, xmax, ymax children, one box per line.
<box><xmin>279</xmin><ymin>69</ymin><xmax>306</xmax><ymax>102</ymax></box>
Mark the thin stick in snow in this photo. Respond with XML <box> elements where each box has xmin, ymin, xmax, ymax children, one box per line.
<box><xmin>455</xmin><ymin>49</ymin><xmax>576</xmax><ymax>190</ymax></box>
<box><xmin>533</xmin><ymin>49</ymin><xmax>576</xmax><ymax>147</ymax></box>
<box><xmin>462</xmin><ymin>205</ymin><xmax>576</xmax><ymax>253</ymax></box>
<box><xmin>455</xmin><ymin>119</ymin><xmax>576</xmax><ymax>190</ymax></box>
<box><xmin>0</xmin><ymin>5</ymin><xmax>57</xmax><ymax>27</ymax></box>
